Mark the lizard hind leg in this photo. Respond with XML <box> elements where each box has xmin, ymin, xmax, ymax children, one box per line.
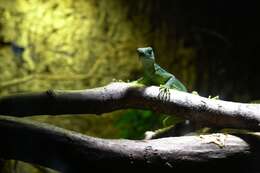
<box><xmin>166</xmin><ymin>77</ymin><xmax>187</xmax><ymax>92</ymax></box>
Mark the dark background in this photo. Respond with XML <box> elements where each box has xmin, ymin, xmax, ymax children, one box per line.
<box><xmin>137</xmin><ymin>0</ymin><xmax>260</xmax><ymax>101</ymax></box>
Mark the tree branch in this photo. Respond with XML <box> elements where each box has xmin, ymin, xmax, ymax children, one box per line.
<box><xmin>0</xmin><ymin>82</ymin><xmax>260</xmax><ymax>130</ymax></box>
<box><xmin>1</xmin><ymin>82</ymin><xmax>260</xmax><ymax>172</ymax></box>
<box><xmin>0</xmin><ymin>115</ymin><xmax>258</xmax><ymax>173</ymax></box>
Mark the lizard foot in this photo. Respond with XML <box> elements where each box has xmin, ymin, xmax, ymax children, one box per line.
<box><xmin>158</xmin><ymin>85</ymin><xmax>171</xmax><ymax>102</ymax></box>
<box><xmin>112</xmin><ymin>78</ymin><xmax>124</xmax><ymax>82</ymax></box>
<box><xmin>208</xmin><ymin>95</ymin><xmax>219</xmax><ymax>100</ymax></box>
<box><xmin>192</xmin><ymin>91</ymin><xmax>219</xmax><ymax>100</ymax></box>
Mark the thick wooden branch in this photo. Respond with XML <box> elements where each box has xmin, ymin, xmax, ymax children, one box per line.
<box><xmin>1</xmin><ymin>82</ymin><xmax>260</xmax><ymax>130</ymax></box>
<box><xmin>0</xmin><ymin>115</ymin><xmax>259</xmax><ymax>173</ymax></box>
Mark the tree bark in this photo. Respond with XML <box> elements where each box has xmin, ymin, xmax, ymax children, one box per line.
<box><xmin>0</xmin><ymin>82</ymin><xmax>260</xmax><ymax>130</ymax></box>
<box><xmin>1</xmin><ymin>82</ymin><xmax>260</xmax><ymax>172</ymax></box>
<box><xmin>0</xmin><ymin>115</ymin><xmax>259</xmax><ymax>173</ymax></box>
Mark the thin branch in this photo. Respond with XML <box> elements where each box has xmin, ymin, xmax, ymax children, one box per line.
<box><xmin>0</xmin><ymin>115</ymin><xmax>258</xmax><ymax>173</ymax></box>
<box><xmin>0</xmin><ymin>74</ymin><xmax>87</xmax><ymax>89</ymax></box>
<box><xmin>1</xmin><ymin>82</ymin><xmax>260</xmax><ymax>130</ymax></box>
<box><xmin>0</xmin><ymin>75</ymin><xmax>35</xmax><ymax>89</ymax></box>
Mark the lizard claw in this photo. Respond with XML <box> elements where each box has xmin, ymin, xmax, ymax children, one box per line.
<box><xmin>158</xmin><ymin>85</ymin><xmax>171</xmax><ymax>102</ymax></box>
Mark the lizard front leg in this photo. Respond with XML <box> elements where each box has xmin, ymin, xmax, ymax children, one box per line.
<box><xmin>158</xmin><ymin>84</ymin><xmax>171</xmax><ymax>102</ymax></box>
<box><xmin>158</xmin><ymin>77</ymin><xmax>184</xmax><ymax>102</ymax></box>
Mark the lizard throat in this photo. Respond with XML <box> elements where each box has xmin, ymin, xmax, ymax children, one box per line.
<box><xmin>141</xmin><ymin>59</ymin><xmax>155</xmax><ymax>75</ymax></box>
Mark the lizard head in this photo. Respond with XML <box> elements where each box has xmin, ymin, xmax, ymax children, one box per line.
<box><xmin>137</xmin><ymin>47</ymin><xmax>155</xmax><ymax>61</ymax></box>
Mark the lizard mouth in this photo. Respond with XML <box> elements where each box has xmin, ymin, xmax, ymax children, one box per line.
<box><xmin>137</xmin><ymin>48</ymin><xmax>145</xmax><ymax>57</ymax></box>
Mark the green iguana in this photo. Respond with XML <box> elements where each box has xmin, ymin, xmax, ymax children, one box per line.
<box><xmin>135</xmin><ymin>47</ymin><xmax>194</xmax><ymax>137</ymax></box>
<box><xmin>136</xmin><ymin>47</ymin><xmax>187</xmax><ymax>93</ymax></box>
<box><xmin>134</xmin><ymin>47</ymin><xmax>220</xmax><ymax>139</ymax></box>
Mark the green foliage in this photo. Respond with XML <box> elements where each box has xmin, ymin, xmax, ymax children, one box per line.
<box><xmin>162</xmin><ymin>115</ymin><xmax>183</xmax><ymax>127</ymax></box>
<box><xmin>115</xmin><ymin>109</ymin><xmax>165</xmax><ymax>139</ymax></box>
<box><xmin>115</xmin><ymin>110</ymin><xmax>184</xmax><ymax>139</ymax></box>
